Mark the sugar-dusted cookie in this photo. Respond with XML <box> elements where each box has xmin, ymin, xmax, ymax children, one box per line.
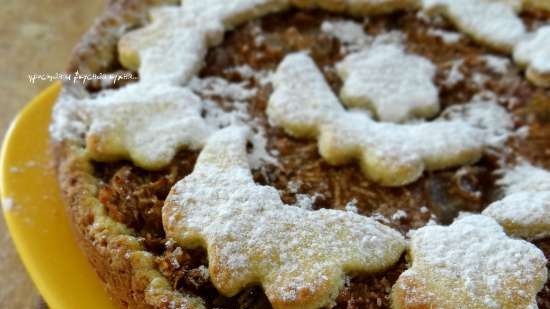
<box><xmin>336</xmin><ymin>43</ymin><xmax>439</xmax><ymax>122</ymax></box>
<box><xmin>484</xmin><ymin>192</ymin><xmax>550</xmax><ymax>240</ymax></box>
<box><xmin>163</xmin><ymin>126</ymin><xmax>406</xmax><ymax>309</ymax></box>
<box><xmin>118</xmin><ymin>1</ymin><xmax>286</xmax><ymax>84</ymax></box>
<box><xmin>497</xmin><ymin>163</ymin><xmax>550</xmax><ymax>195</ymax></box>
<box><xmin>514</xmin><ymin>25</ymin><xmax>550</xmax><ymax>87</ymax></box>
<box><xmin>391</xmin><ymin>215</ymin><xmax>547</xmax><ymax>309</ymax></box>
<box><xmin>267</xmin><ymin>53</ymin><xmax>512</xmax><ymax>186</ymax></box>
<box><xmin>118</xmin><ymin>6</ymin><xmax>213</xmax><ymax>84</ymax></box>
<box><xmin>483</xmin><ymin>164</ymin><xmax>550</xmax><ymax>239</ymax></box>
<box><xmin>421</xmin><ymin>0</ymin><xmax>526</xmax><ymax>52</ymax></box>
<box><xmin>85</xmin><ymin>82</ymin><xmax>213</xmax><ymax>169</ymax></box>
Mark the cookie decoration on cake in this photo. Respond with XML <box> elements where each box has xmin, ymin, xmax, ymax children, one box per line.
<box><xmin>391</xmin><ymin>215</ymin><xmax>547</xmax><ymax>309</ymax></box>
<box><xmin>48</xmin><ymin>0</ymin><xmax>550</xmax><ymax>308</ymax></box>
<box><xmin>84</xmin><ymin>83</ymin><xmax>213</xmax><ymax>169</ymax></box>
<box><xmin>420</xmin><ymin>0</ymin><xmax>525</xmax><ymax>52</ymax></box>
<box><xmin>163</xmin><ymin>126</ymin><xmax>406</xmax><ymax>309</ymax></box>
<box><xmin>483</xmin><ymin>163</ymin><xmax>550</xmax><ymax>239</ymax></box>
<box><xmin>336</xmin><ymin>43</ymin><xmax>439</xmax><ymax>122</ymax></box>
<box><xmin>268</xmin><ymin>52</ymin><xmax>512</xmax><ymax>186</ymax></box>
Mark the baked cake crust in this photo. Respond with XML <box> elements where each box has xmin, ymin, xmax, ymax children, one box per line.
<box><xmin>54</xmin><ymin>1</ymin><xmax>205</xmax><ymax>308</ymax></box>
<box><xmin>52</xmin><ymin>1</ymin><xmax>550</xmax><ymax>309</ymax></box>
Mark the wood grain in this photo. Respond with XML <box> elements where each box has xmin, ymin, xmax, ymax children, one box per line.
<box><xmin>0</xmin><ymin>0</ymin><xmax>103</xmax><ymax>308</ymax></box>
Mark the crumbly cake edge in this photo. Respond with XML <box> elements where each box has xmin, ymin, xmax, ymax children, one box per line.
<box><xmin>53</xmin><ymin>1</ymin><xmax>204</xmax><ymax>308</ymax></box>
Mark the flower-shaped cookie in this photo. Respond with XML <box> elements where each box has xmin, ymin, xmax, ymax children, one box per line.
<box><xmin>337</xmin><ymin>44</ymin><xmax>439</xmax><ymax>122</ymax></box>
<box><xmin>392</xmin><ymin>215</ymin><xmax>547</xmax><ymax>309</ymax></box>
<box><xmin>483</xmin><ymin>164</ymin><xmax>550</xmax><ymax>239</ymax></box>
<box><xmin>267</xmin><ymin>53</ymin><xmax>512</xmax><ymax>186</ymax></box>
<box><xmin>163</xmin><ymin>126</ymin><xmax>406</xmax><ymax>309</ymax></box>
<box><xmin>85</xmin><ymin>82</ymin><xmax>213</xmax><ymax>169</ymax></box>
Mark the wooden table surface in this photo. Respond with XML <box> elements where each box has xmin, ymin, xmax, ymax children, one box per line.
<box><xmin>0</xmin><ymin>1</ymin><xmax>103</xmax><ymax>307</ymax></box>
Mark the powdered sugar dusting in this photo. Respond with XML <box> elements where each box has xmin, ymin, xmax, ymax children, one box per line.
<box><xmin>443</xmin><ymin>59</ymin><xmax>464</xmax><ymax>87</ymax></box>
<box><xmin>483</xmin><ymin>191</ymin><xmax>550</xmax><ymax>240</ymax></box>
<box><xmin>483</xmin><ymin>163</ymin><xmax>550</xmax><ymax>239</ymax></box>
<box><xmin>189</xmin><ymin>76</ymin><xmax>258</xmax><ymax>101</ymax></box>
<box><xmin>224</xmin><ymin>65</ymin><xmax>273</xmax><ymax>86</ymax></box>
<box><xmin>50</xmin><ymin>86</ymin><xmax>90</xmax><ymax>142</ymax></box>
<box><xmin>190</xmin><ymin>75</ymin><xmax>277</xmax><ymax>168</ymax></box>
<box><xmin>392</xmin><ymin>215</ymin><xmax>547</xmax><ymax>309</ymax></box>
<box><xmin>268</xmin><ymin>53</ymin><xmax>511</xmax><ymax>186</ymax></box>
<box><xmin>440</xmin><ymin>100</ymin><xmax>514</xmax><ymax>147</ymax></box>
<box><xmin>336</xmin><ymin>43</ymin><xmax>440</xmax><ymax>122</ymax></box>
<box><xmin>163</xmin><ymin>126</ymin><xmax>406</xmax><ymax>309</ymax></box>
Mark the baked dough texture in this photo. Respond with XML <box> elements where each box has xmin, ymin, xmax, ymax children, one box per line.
<box><xmin>391</xmin><ymin>215</ymin><xmax>547</xmax><ymax>309</ymax></box>
<box><xmin>483</xmin><ymin>164</ymin><xmax>550</xmax><ymax>240</ymax></box>
<box><xmin>267</xmin><ymin>52</ymin><xmax>511</xmax><ymax>186</ymax></box>
<box><xmin>163</xmin><ymin>126</ymin><xmax>406</xmax><ymax>309</ymax></box>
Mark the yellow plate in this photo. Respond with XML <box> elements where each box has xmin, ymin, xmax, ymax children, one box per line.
<box><xmin>0</xmin><ymin>82</ymin><xmax>117</xmax><ymax>309</ymax></box>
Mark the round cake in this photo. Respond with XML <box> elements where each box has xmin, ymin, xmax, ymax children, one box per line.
<box><xmin>51</xmin><ymin>1</ymin><xmax>550</xmax><ymax>308</ymax></box>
